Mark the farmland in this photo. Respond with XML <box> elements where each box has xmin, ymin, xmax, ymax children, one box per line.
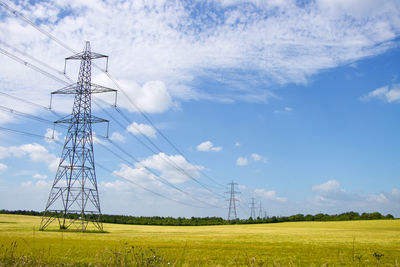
<box><xmin>0</xmin><ymin>214</ymin><xmax>399</xmax><ymax>266</ymax></box>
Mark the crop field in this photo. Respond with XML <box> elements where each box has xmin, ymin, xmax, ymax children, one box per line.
<box><xmin>0</xmin><ymin>214</ymin><xmax>399</xmax><ymax>266</ymax></box>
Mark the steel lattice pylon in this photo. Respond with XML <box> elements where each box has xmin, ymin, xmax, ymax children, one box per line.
<box><xmin>40</xmin><ymin>42</ymin><xmax>116</xmax><ymax>232</ymax></box>
<box><xmin>226</xmin><ymin>181</ymin><xmax>239</xmax><ymax>220</ymax></box>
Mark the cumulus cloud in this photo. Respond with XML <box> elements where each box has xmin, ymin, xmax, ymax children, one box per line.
<box><xmin>0</xmin><ymin>143</ymin><xmax>59</xmax><ymax>171</ymax></box>
<box><xmin>114</xmin><ymin>152</ymin><xmax>204</xmax><ymax>184</ymax></box>
<box><xmin>44</xmin><ymin>128</ymin><xmax>62</xmax><ymax>144</ymax></box>
<box><xmin>254</xmin><ymin>188</ymin><xmax>287</xmax><ymax>203</ymax></box>
<box><xmin>197</xmin><ymin>141</ymin><xmax>222</xmax><ymax>152</ymax></box>
<box><xmin>15</xmin><ymin>143</ymin><xmax>59</xmax><ymax>171</ymax></box>
<box><xmin>21</xmin><ymin>180</ymin><xmax>51</xmax><ymax>190</ymax></box>
<box><xmin>110</xmin><ymin>131</ymin><xmax>125</xmax><ymax>142</ymax></box>
<box><xmin>33</xmin><ymin>173</ymin><xmax>47</xmax><ymax>179</ymax></box>
<box><xmin>92</xmin><ymin>132</ymin><xmax>106</xmax><ymax>145</ymax></box>
<box><xmin>101</xmin><ymin>179</ymin><xmax>135</xmax><ymax>192</ymax></box>
<box><xmin>308</xmin><ymin>180</ymin><xmax>400</xmax><ymax>216</ymax></box>
<box><xmin>236</xmin><ymin>157</ymin><xmax>248</xmax><ymax>166</ymax></box>
<box><xmin>234</xmin><ymin>142</ymin><xmax>241</xmax><ymax>147</ymax></box>
<box><xmin>251</xmin><ymin>153</ymin><xmax>268</xmax><ymax>164</ymax></box>
<box><xmin>126</xmin><ymin>122</ymin><xmax>156</xmax><ymax>138</ymax></box>
<box><xmin>312</xmin><ymin>180</ymin><xmax>344</xmax><ymax>195</ymax></box>
<box><xmin>96</xmin><ymin>78</ymin><xmax>174</xmax><ymax>113</ymax></box>
<box><xmin>361</xmin><ymin>84</ymin><xmax>400</xmax><ymax>103</ymax></box>
<box><xmin>0</xmin><ymin>163</ymin><xmax>7</xmax><ymax>172</ymax></box>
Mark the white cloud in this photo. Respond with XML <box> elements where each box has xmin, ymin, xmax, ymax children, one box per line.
<box><xmin>114</xmin><ymin>152</ymin><xmax>204</xmax><ymax>185</ymax></box>
<box><xmin>0</xmin><ymin>147</ymin><xmax>10</xmax><ymax>159</ymax></box>
<box><xmin>0</xmin><ymin>143</ymin><xmax>59</xmax><ymax>171</ymax></box>
<box><xmin>236</xmin><ymin>157</ymin><xmax>248</xmax><ymax>166</ymax></box>
<box><xmin>274</xmin><ymin>106</ymin><xmax>293</xmax><ymax>113</ymax></box>
<box><xmin>92</xmin><ymin>132</ymin><xmax>106</xmax><ymax>145</ymax></box>
<box><xmin>101</xmin><ymin>179</ymin><xmax>136</xmax><ymax>192</ymax></box>
<box><xmin>251</xmin><ymin>153</ymin><xmax>268</xmax><ymax>164</ymax></box>
<box><xmin>110</xmin><ymin>131</ymin><xmax>125</xmax><ymax>142</ymax></box>
<box><xmin>44</xmin><ymin>128</ymin><xmax>62</xmax><ymax>144</ymax></box>
<box><xmin>0</xmin><ymin>0</ymin><xmax>398</xmax><ymax>118</ymax></box>
<box><xmin>234</xmin><ymin>142</ymin><xmax>241</xmax><ymax>147</ymax></box>
<box><xmin>126</xmin><ymin>122</ymin><xmax>156</xmax><ymax>138</ymax></box>
<box><xmin>96</xmin><ymin>78</ymin><xmax>174</xmax><ymax>113</ymax></box>
<box><xmin>310</xmin><ymin>180</ymin><xmax>400</xmax><ymax>215</ymax></box>
<box><xmin>197</xmin><ymin>141</ymin><xmax>222</xmax><ymax>152</ymax></box>
<box><xmin>254</xmin><ymin>188</ymin><xmax>287</xmax><ymax>203</ymax></box>
<box><xmin>361</xmin><ymin>84</ymin><xmax>400</xmax><ymax>103</ymax></box>
<box><xmin>312</xmin><ymin>180</ymin><xmax>343</xmax><ymax>194</ymax></box>
<box><xmin>390</xmin><ymin>188</ymin><xmax>400</xmax><ymax>199</ymax></box>
<box><xmin>0</xmin><ymin>163</ymin><xmax>7</xmax><ymax>172</ymax></box>
<box><xmin>367</xmin><ymin>193</ymin><xmax>389</xmax><ymax>204</ymax></box>
<box><xmin>21</xmin><ymin>180</ymin><xmax>51</xmax><ymax>190</ymax></box>
<box><xmin>16</xmin><ymin>143</ymin><xmax>59</xmax><ymax>171</ymax></box>
<box><xmin>33</xmin><ymin>173</ymin><xmax>47</xmax><ymax>179</ymax></box>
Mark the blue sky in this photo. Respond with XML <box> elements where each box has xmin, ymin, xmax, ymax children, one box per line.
<box><xmin>0</xmin><ymin>0</ymin><xmax>399</xmax><ymax>218</ymax></box>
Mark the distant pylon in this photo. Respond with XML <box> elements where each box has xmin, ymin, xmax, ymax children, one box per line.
<box><xmin>258</xmin><ymin>201</ymin><xmax>263</xmax><ymax>219</ymax></box>
<box><xmin>250</xmin><ymin>197</ymin><xmax>256</xmax><ymax>219</ymax></box>
<box><xmin>264</xmin><ymin>210</ymin><xmax>268</xmax><ymax>219</ymax></box>
<box><xmin>226</xmin><ymin>181</ymin><xmax>239</xmax><ymax>220</ymax></box>
<box><xmin>40</xmin><ymin>42</ymin><xmax>117</xmax><ymax>232</ymax></box>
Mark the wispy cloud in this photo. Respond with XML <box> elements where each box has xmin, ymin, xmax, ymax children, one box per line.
<box><xmin>361</xmin><ymin>84</ymin><xmax>400</xmax><ymax>103</ymax></box>
<box><xmin>0</xmin><ymin>0</ymin><xmax>398</xmax><ymax>117</ymax></box>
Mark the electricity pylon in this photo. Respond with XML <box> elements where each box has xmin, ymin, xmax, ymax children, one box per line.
<box><xmin>250</xmin><ymin>197</ymin><xmax>256</xmax><ymax>219</ymax></box>
<box><xmin>258</xmin><ymin>201</ymin><xmax>263</xmax><ymax>219</ymax></box>
<box><xmin>226</xmin><ymin>181</ymin><xmax>239</xmax><ymax>220</ymax></box>
<box><xmin>40</xmin><ymin>42</ymin><xmax>116</xmax><ymax>232</ymax></box>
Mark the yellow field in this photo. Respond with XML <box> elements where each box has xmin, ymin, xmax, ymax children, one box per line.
<box><xmin>0</xmin><ymin>214</ymin><xmax>399</xmax><ymax>266</ymax></box>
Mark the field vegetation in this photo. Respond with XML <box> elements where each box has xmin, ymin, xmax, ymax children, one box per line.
<box><xmin>0</xmin><ymin>209</ymin><xmax>393</xmax><ymax>226</ymax></box>
<box><xmin>0</xmin><ymin>214</ymin><xmax>399</xmax><ymax>266</ymax></box>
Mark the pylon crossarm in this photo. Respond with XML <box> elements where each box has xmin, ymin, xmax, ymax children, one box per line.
<box><xmin>52</xmin><ymin>83</ymin><xmax>116</xmax><ymax>95</ymax></box>
<box><xmin>54</xmin><ymin>114</ymin><xmax>108</xmax><ymax>124</ymax></box>
<box><xmin>51</xmin><ymin>83</ymin><xmax>79</xmax><ymax>95</ymax></box>
<box><xmin>90</xmin><ymin>83</ymin><xmax>117</xmax><ymax>94</ymax></box>
<box><xmin>66</xmin><ymin>51</ymin><xmax>108</xmax><ymax>60</ymax></box>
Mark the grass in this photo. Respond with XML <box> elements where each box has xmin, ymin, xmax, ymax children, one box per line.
<box><xmin>0</xmin><ymin>214</ymin><xmax>399</xmax><ymax>266</ymax></box>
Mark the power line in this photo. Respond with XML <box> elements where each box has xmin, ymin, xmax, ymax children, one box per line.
<box><xmin>0</xmin><ymin>125</ymin><xmax>211</xmax><ymax>209</ymax></box>
<box><xmin>0</xmin><ymin>104</ymin><xmax>67</xmax><ymax>129</ymax></box>
<box><xmin>0</xmin><ymin>90</ymin><xmax>59</xmax><ymax>116</ymax></box>
<box><xmin>105</xmin><ymin>73</ymin><xmax>225</xmax><ymax>189</ymax></box>
<box><xmin>0</xmin><ymin>2</ymin><xmax>227</xmax><ymax>204</ymax></box>
<box><xmin>0</xmin><ymin>1</ymin><xmax>76</xmax><ymax>54</ymax></box>
<box><xmin>0</xmin><ymin>1</ymin><xmax>225</xmax><ymax>189</ymax></box>
<box><xmin>98</xmin><ymin>138</ymin><xmax>223</xmax><ymax>209</ymax></box>
<box><xmin>0</xmin><ymin>34</ymin><xmax>225</xmax><ymax>200</ymax></box>
<box><xmin>0</xmin><ymin>47</ymin><xmax>69</xmax><ymax>86</ymax></box>
<box><xmin>114</xmin><ymin>105</ymin><xmax>225</xmax><ymax>196</ymax></box>
<box><xmin>0</xmin><ymin>42</ymin><xmax>225</xmax><ymax>202</ymax></box>
<box><xmin>95</xmin><ymin>162</ymin><xmax>213</xmax><ymax>209</ymax></box>
<box><xmin>1</xmin><ymin>99</ymin><xmax>223</xmax><ymax>208</ymax></box>
<box><xmin>93</xmin><ymin>98</ymin><xmax>225</xmax><ymax>199</ymax></box>
<box><xmin>0</xmin><ymin>39</ymin><xmax>73</xmax><ymax>82</ymax></box>
<box><xmin>0</xmin><ymin>126</ymin><xmax>62</xmax><ymax>144</ymax></box>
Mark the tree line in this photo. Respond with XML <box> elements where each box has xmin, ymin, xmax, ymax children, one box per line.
<box><xmin>0</xmin><ymin>209</ymin><xmax>394</xmax><ymax>226</ymax></box>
